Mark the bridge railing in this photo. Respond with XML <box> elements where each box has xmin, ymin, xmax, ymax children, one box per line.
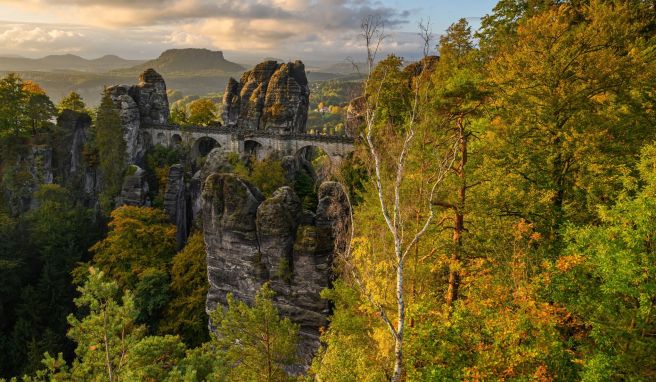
<box><xmin>145</xmin><ymin>124</ymin><xmax>356</xmax><ymax>144</ymax></box>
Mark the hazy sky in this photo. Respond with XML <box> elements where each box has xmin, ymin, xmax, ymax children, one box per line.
<box><xmin>0</xmin><ymin>0</ymin><xmax>498</xmax><ymax>62</ymax></box>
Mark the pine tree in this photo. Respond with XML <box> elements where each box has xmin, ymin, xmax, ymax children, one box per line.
<box><xmin>210</xmin><ymin>283</ymin><xmax>299</xmax><ymax>382</ymax></box>
<box><xmin>57</xmin><ymin>92</ymin><xmax>86</xmax><ymax>113</ymax></box>
<box><xmin>95</xmin><ymin>90</ymin><xmax>126</xmax><ymax>211</ymax></box>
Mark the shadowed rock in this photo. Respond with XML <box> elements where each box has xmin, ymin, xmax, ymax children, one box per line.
<box><xmin>202</xmin><ymin>173</ymin><xmax>350</xmax><ymax>368</ymax></box>
<box><xmin>107</xmin><ymin>68</ymin><xmax>168</xmax><ymax>164</ymax></box>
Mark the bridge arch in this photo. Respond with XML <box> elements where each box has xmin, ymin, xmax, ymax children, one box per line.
<box><xmin>295</xmin><ymin>145</ymin><xmax>335</xmax><ymax>182</ymax></box>
<box><xmin>191</xmin><ymin>136</ymin><xmax>220</xmax><ymax>159</ymax></box>
<box><xmin>139</xmin><ymin>131</ymin><xmax>152</xmax><ymax>150</ymax></box>
<box><xmin>156</xmin><ymin>132</ymin><xmax>167</xmax><ymax>146</ymax></box>
<box><xmin>171</xmin><ymin>133</ymin><xmax>182</xmax><ymax>148</ymax></box>
<box><xmin>244</xmin><ymin>139</ymin><xmax>265</xmax><ymax>160</ymax></box>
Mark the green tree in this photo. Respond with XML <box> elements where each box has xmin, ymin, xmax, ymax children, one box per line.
<box><xmin>210</xmin><ymin>283</ymin><xmax>299</xmax><ymax>382</ymax></box>
<box><xmin>552</xmin><ymin>143</ymin><xmax>656</xmax><ymax>380</ymax></box>
<box><xmin>0</xmin><ymin>73</ymin><xmax>29</xmax><ymax>137</ymax></box>
<box><xmin>188</xmin><ymin>99</ymin><xmax>218</xmax><ymax>126</ymax></box>
<box><xmin>23</xmin><ymin>81</ymin><xmax>55</xmax><ymax>135</ymax></box>
<box><xmin>5</xmin><ymin>185</ymin><xmax>95</xmax><ymax>377</ymax></box>
<box><xmin>66</xmin><ymin>268</ymin><xmax>146</xmax><ymax>382</ymax></box>
<box><xmin>57</xmin><ymin>92</ymin><xmax>85</xmax><ymax>113</ymax></box>
<box><xmin>160</xmin><ymin>232</ymin><xmax>210</xmax><ymax>347</ymax></box>
<box><xmin>247</xmin><ymin>157</ymin><xmax>288</xmax><ymax>197</ymax></box>
<box><xmin>310</xmin><ymin>281</ymin><xmax>388</xmax><ymax>382</ymax></box>
<box><xmin>95</xmin><ymin>90</ymin><xmax>126</xmax><ymax>211</ymax></box>
<box><xmin>124</xmin><ymin>335</ymin><xmax>186</xmax><ymax>382</ymax></box>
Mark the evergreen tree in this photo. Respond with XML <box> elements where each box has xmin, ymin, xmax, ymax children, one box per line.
<box><xmin>66</xmin><ymin>268</ymin><xmax>146</xmax><ymax>382</ymax></box>
<box><xmin>95</xmin><ymin>90</ymin><xmax>126</xmax><ymax>211</ymax></box>
<box><xmin>0</xmin><ymin>73</ymin><xmax>29</xmax><ymax>137</ymax></box>
<box><xmin>210</xmin><ymin>284</ymin><xmax>299</xmax><ymax>382</ymax></box>
<box><xmin>57</xmin><ymin>92</ymin><xmax>85</xmax><ymax>113</ymax></box>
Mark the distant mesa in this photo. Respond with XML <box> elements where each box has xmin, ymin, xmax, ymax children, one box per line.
<box><xmin>122</xmin><ymin>48</ymin><xmax>245</xmax><ymax>74</ymax></box>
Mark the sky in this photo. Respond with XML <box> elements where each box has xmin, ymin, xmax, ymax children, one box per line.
<box><xmin>0</xmin><ymin>0</ymin><xmax>498</xmax><ymax>62</ymax></box>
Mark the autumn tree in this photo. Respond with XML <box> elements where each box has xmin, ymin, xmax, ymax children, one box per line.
<box><xmin>331</xmin><ymin>17</ymin><xmax>459</xmax><ymax>381</ymax></box>
<box><xmin>89</xmin><ymin>206</ymin><xmax>176</xmax><ymax>332</ymax></box>
<box><xmin>485</xmin><ymin>0</ymin><xmax>656</xmax><ymax>242</ymax></box>
<box><xmin>159</xmin><ymin>232</ymin><xmax>210</xmax><ymax>347</ymax></box>
<box><xmin>188</xmin><ymin>98</ymin><xmax>218</xmax><ymax>126</ymax></box>
<box><xmin>169</xmin><ymin>104</ymin><xmax>189</xmax><ymax>126</ymax></box>
<box><xmin>23</xmin><ymin>81</ymin><xmax>55</xmax><ymax>134</ymax></box>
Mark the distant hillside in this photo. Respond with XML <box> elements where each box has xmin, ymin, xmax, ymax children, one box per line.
<box><xmin>0</xmin><ymin>54</ymin><xmax>145</xmax><ymax>72</ymax></box>
<box><xmin>318</xmin><ymin>61</ymin><xmax>367</xmax><ymax>75</ymax></box>
<box><xmin>118</xmin><ymin>48</ymin><xmax>245</xmax><ymax>75</ymax></box>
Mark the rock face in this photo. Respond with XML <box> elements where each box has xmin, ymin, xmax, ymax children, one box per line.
<box><xmin>202</xmin><ymin>173</ymin><xmax>350</xmax><ymax>365</ymax></box>
<box><xmin>56</xmin><ymin>110</ymin><xmax>98</xmax><ymax>205</ymax></box>
<box><xmin>222</xmin><ymin>60</ymin><xmax>309</xmax><ymax>134</ymax></box>
<box><xmin>119</xmin><ymin>166</ymin><xmax>150</xmax><ymax>206</ymax></box>
<box><xmin>134</xmin><ymin>69</ymin><xmax>170</xmax><ymax>126</ymax></box>
<box><xmin>107</xmin><ymin>68</ymin><xmax>168</xmax><ymax>164</ymax></box>
<box><xmin>164</xmin><ymin>164</ymin><xmax>190</xmax><ymax>248</ymax></box>
<box><xmin>2</xmin><ymin>145</ymin><xmax>54</xmax><ymax>215</ymax></box>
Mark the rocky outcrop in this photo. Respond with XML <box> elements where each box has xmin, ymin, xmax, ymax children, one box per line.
<box><xmin>107</xmin><ymin>86</ymin><xmax>142</xmax><ymax>164</ymax></box>
<box><xmin>118</xmin><ymin>165</ymin><xmax>149</xmax><ymax>206</ymax></box>
<box><xmin>2</xmin><ymin>145</ymin><xmax>54</xmax><ymax>215</ymax></box>
<box><xmin>133</xmin><ymin>69</ymin><xmax>169</xmax><ymax>126</ymax></box>
<box><xmin>202</xmin><ymin>173</ymin><xmax>350</xmax><ymax>365</ymax></box>
<box><xmin>222</xmin><ymin>60</ymin><xmax>309</xmax><ymax>134</ymax></box>
<box><xmin>164</xmin><ymin>164</ymin><xmax>189</xmax><ymax>248</ymax></box>
<box><xmin>107</xmin><ymin>69</ymin><xmax>168</xmax><ymax>164</ymax></box>
<box><xmin>55</xmin><ymin>109</ymin><xmax>98</xmax><ymax>205</ymax></box>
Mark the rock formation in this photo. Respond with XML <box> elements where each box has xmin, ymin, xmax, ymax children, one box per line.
<box><xmin>202</xmin><ymin>173</ymin><xmax>350</xmax><ymax>365</ymax></box>
<box><xmin>163</xmin><ymin>164</ymin><xmax>189</xmax><ymax>248</ymax></box>
<box><xmin>222</xmin><ymin>60</ymin><xmax>309</xmax><ymax>134</ymax></box>
<box><xmin>118</xmin><ymin>165</ymin><xmax>149</xmax><ymax>206</ymax></box>
<box><xmin>3</xmin><ymin>109</ymin><xmax>98</xmax><ymax>214</ymax></box>
<box><xmin>107</xmin><ymin>68</ymin><xmax>168</xmax><ymax>164</ymax></box>
<box><xmin>55</xmin><ymin>109</ymin><xmax>98</xmax><ymax>206</ymax></box>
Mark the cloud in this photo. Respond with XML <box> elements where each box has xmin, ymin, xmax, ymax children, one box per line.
<box><xmin>0</xmin><ymin>24</ymin><xmax>84</xmax><ymax>52</ymax></box>
<box><xmin>6</xmin><ymin>0</ymin><xmax>409</xmax><ymax>29</ymax></box>
<box><xmin>0</xmin><ymin>0</ymin><xmax>426</xmax><ymax>60</ymax></box>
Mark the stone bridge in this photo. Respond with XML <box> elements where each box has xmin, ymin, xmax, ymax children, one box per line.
<box><xmin>142</xmin><ymin>124</ymin><xmax>355</xmax><ymax>162</ymax></box>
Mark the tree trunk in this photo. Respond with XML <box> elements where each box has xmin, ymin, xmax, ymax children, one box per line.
<box><xmin>447</xmin><ymin>121</ymin><xmax>467</xmax><ymax>307</ymax></box>
<box><xmin>391</xmin><ymin>251</ymin><xmax>404</xmax><ymax>382</ymax></box>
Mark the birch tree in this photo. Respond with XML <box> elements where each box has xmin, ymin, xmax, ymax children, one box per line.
<box><xmin>345</xmin><ymin>16</ymin><xmax>458</xmax><ymax>381</ymax></box>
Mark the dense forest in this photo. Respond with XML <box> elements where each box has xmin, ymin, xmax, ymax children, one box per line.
<box><xmin>1</xmin><ymin>0</ymin><xmax>656</xmax><ymax>381</ymax></box>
